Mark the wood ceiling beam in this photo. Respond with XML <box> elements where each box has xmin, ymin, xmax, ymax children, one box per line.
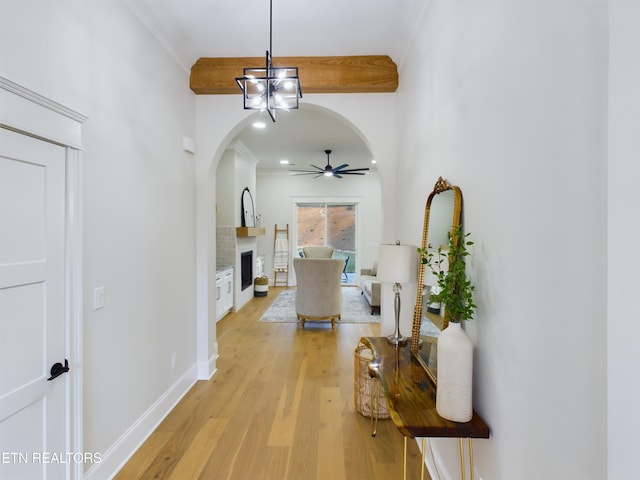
<box><xmin>190</xmin><ymin>55</ymin><xmax>398</xmax><ymax>94</ymax></box>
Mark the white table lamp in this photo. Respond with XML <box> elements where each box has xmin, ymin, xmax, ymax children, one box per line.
<box><xmin>377</xmin><ymin>242</ymin><xmax>419</xmax><ymax>346</ymax></box>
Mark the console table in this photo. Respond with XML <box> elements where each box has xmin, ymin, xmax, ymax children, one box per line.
<box><xmin>360</xmin><ymin>337</ymin><xmax>489</xmax><ymax>480</ymax></box>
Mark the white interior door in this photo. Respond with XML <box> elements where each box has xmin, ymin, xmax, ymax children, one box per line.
<box><xmin>0</xmin><ymin>127</ymin><xmax>69</xmax><ymax>480</ymax></box>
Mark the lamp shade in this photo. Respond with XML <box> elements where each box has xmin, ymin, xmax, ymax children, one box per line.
<box><xmin>377</xmin><ymin>243</ymin><xmax>419</xmax><ymax>284</ymax></box>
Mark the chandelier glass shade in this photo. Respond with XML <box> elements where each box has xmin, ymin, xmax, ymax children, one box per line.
<box><xmin>235</xmin><ymin>0</ymin><xmax>302</xmax><ymax>122</ymax></box>
<box><xmin>236</xmin><ymin>52</ymin><xmax>301</xmax><ymax>122</ymax></box>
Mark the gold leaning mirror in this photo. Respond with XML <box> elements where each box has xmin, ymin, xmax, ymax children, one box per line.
<box><xmin>410</xmin><ymin>177</ymin><xmax>462</xmax><ymax>383</ymax></box>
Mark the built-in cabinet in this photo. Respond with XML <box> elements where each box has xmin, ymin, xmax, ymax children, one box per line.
<box><xmin>216</xmin><ymin>267</ymin><xmax>233</xmax><ymax>321</ymax></box>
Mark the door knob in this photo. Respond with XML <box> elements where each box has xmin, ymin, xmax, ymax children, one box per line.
<box><xmin>47</xmin><ymin>359</ymin><xmax>69</xmax><ymax>381</ymax></box>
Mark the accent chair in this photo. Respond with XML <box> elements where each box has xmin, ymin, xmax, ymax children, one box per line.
<box><xmin>302</xmin><ymin>246</ymin><xmax>334</xmax><ymax>258</ymax></box>
<box><xmin>293</xmin><ymin>257</ymin><xmax>344</xmax><ymax>328</ymax></box>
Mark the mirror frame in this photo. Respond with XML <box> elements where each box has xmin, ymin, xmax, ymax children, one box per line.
<box><xmin>410</xmin><ymin>177</ymin><xmax>462</xmax><ymax>382</ymax></box>
<box><xmin>241</xmin><ymin>187</ymin><xmax>255</xmax><ymax>228</ymax></box>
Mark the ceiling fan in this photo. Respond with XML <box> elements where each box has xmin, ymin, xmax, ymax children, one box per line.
<box><xmin>290</xmin><ymin>149</ymin><xmax>370</xmax><ymax>178</ymax></box>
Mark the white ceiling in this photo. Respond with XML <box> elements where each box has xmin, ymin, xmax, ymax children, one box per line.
<box><xmin>126</xmin><ymin>0</ymin><xmax>424</xmax><ymax>173</ymax></box>
<box><xmin>232</xmin><ymin>105</ymin><xmax>376</xmax><ymax>175</ymax></box>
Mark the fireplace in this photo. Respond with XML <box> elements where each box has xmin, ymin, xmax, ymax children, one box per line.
<box><xmin>240</xmin><ymin>251</ymin><xmax>253</xmax><ymax>291</ymax></box>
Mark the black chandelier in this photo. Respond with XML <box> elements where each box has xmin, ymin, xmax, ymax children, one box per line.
<box><xmin>235</xmin><ymin>0</ymin><xmax>302</xmax><ymax>122</ymax></box>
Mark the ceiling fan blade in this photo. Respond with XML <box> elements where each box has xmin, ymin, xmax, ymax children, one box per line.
<box><xmin>295</xmin><ymin>149</ymin><xmax>370</xmax><ymax>179</ymax></box>
<box><xmin>332</xmin><ymin>164</ymin><xmax>349</xmax><ymax>172</ymax></box>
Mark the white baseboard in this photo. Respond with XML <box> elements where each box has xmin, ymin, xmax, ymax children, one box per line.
<box><xmin>418</xmin><ymin>437</ymin><xmax>454</xmax><ymax>480</ymax></box>
<box><xmin>196</xmin><ymin>343</ymin><xmax>218</xmax><ymax>380</ymax></box>
<box><xmin>208</xmin><ymin>350</ymin><xmax>218</xmax><ymax>380</ymax></box>
<box><xmin>197</xmin><ymin>346</ymin><xmax>218</xmax><ymax>380</ymax></box>
<box><xmin>418</xmin><ymin>437</ymin><xmax>482</xmax><ymax>480</ymax></box>
<box><xmin>84</xmin><ymin>365</ymin><xmax>198</xmax><ymax>480</ymax></box>
<box><xmin>208</xmin><ymin>342</ymin><xmax>219</xmax><ymax>378</ymax></box>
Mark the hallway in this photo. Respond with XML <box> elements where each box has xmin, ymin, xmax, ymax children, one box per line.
<box><xmin>115</xmin><ymin>287</ymin><xmax>425</xmax><ymax>479</ymax></box>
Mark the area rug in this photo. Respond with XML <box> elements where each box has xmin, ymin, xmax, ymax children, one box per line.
<box><xmin>259</xmin><ymin>287</ymin><xmax>380</xmax><ymax>324</ymax></box>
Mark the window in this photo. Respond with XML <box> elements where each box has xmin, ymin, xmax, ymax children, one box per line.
<box><xmin>296</xmin><ymin>203</ymin><xmax>357</xmax><ymax>282</ymax></box>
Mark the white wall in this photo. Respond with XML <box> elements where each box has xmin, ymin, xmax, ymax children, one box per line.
<box><xmin>216</xmin><ymin>149</ymin><xmax>235</xmax><ymax>226</ymax></box>
<box><xmin>1</xmin><ymin>1</ymin><xmax>198</xmax><ymax>477</ymax></box>
<box><xmin>395</xmin><ymin>1</ymin><xmax>608</xmax><ymax>478</ymax></box>
<box><xmin>608</xmin><ymin>2</ymin><xmax>640</xmax><ymax>478</ymax></box>
<box><xmin>231</xmin><ymin>145</ymin><xmax>259</xmax><ymax>229</ymax></box>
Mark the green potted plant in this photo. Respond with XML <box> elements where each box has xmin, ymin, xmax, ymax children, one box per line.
<box><xmin>418</xmin><ymin>224</ymin><xmax>477</xmax><ymax>323</ymax></box>
<box><xmin>418</xmin><ymin>225</ymin><xmax>477</xmax><ymax>422</ymax></box>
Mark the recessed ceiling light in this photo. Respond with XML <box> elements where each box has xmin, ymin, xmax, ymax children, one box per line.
<box><xmin>253</xmin><ymin>121</ymin><xmax>266</xmax><ymax>129</ymax></box>
<box><xmin>371</xmin><ymin>159</ymin><xmax>377</xmax><ymax>164</ymax></box>
<box><xmin>279</xmin><ymin>159</ymin><xmax>289</xmax><ymax>164</ymax></box>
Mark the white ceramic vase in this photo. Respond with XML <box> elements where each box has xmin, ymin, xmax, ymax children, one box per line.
<box><xmin>436</xmin><ymin>321</ymin><xmax>473</xmax><ymax>422</ymax></box>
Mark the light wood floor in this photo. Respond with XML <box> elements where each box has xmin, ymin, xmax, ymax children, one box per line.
<box><xmin>115</xmin><ymin>287</ymin><xmax>427</xmax><ymax>480</ymax></box>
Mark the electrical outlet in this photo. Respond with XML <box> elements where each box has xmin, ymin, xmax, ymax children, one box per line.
<box><xmin>171</xmin><ymin>352</ymin><xmax>178</xmax><ymax>371</ymax></box>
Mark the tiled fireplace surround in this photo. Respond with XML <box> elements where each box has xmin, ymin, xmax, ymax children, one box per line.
<box><xmin>216</xmin><ymin>227</ymin><xmax>257</xmax><ymax>312</ymax></box>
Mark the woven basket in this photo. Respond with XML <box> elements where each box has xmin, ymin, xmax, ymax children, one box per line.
<box><xmin>354</xmin><ymin>342</ymin><xmax>390</xmax><ymax>419</ymax></box>
<box><xmin>254</xmin><ymin>276</ymin><xmax>269</xmax><ymax>297</ymax></box>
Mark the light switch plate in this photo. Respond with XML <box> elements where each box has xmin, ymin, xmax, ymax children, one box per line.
<box><xmin>94</xmin><ymin>287</ymin><xmax>105</xmax><ymax>310</ymax></box>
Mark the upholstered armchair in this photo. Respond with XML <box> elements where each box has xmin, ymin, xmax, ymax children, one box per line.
<box><xmin>293</xmin><ymin>258</ymin><xmax>344</xmax><ymax>328</ymax></box>
<box><xmin>302</xmin><ymin>246</ymin><xmax>334</xmax><ymax>258</ymax></box>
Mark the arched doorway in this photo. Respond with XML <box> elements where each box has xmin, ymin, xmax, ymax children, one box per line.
<box><xmin>196</xmin><ymin>98</ymin><xmax>396</xmax><ymax>379</ymax></box>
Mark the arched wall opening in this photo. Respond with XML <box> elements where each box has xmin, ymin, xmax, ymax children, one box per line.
<box><xmin>195</xmin><ymin>93</ymin><xmax>397</xmax><ymax>379</ymax></box>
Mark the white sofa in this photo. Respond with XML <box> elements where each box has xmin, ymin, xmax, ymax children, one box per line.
<box><xmin>359</xmin><ymin>263</ymin><xmax>380</xmax><ymax>314</ymax></box>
